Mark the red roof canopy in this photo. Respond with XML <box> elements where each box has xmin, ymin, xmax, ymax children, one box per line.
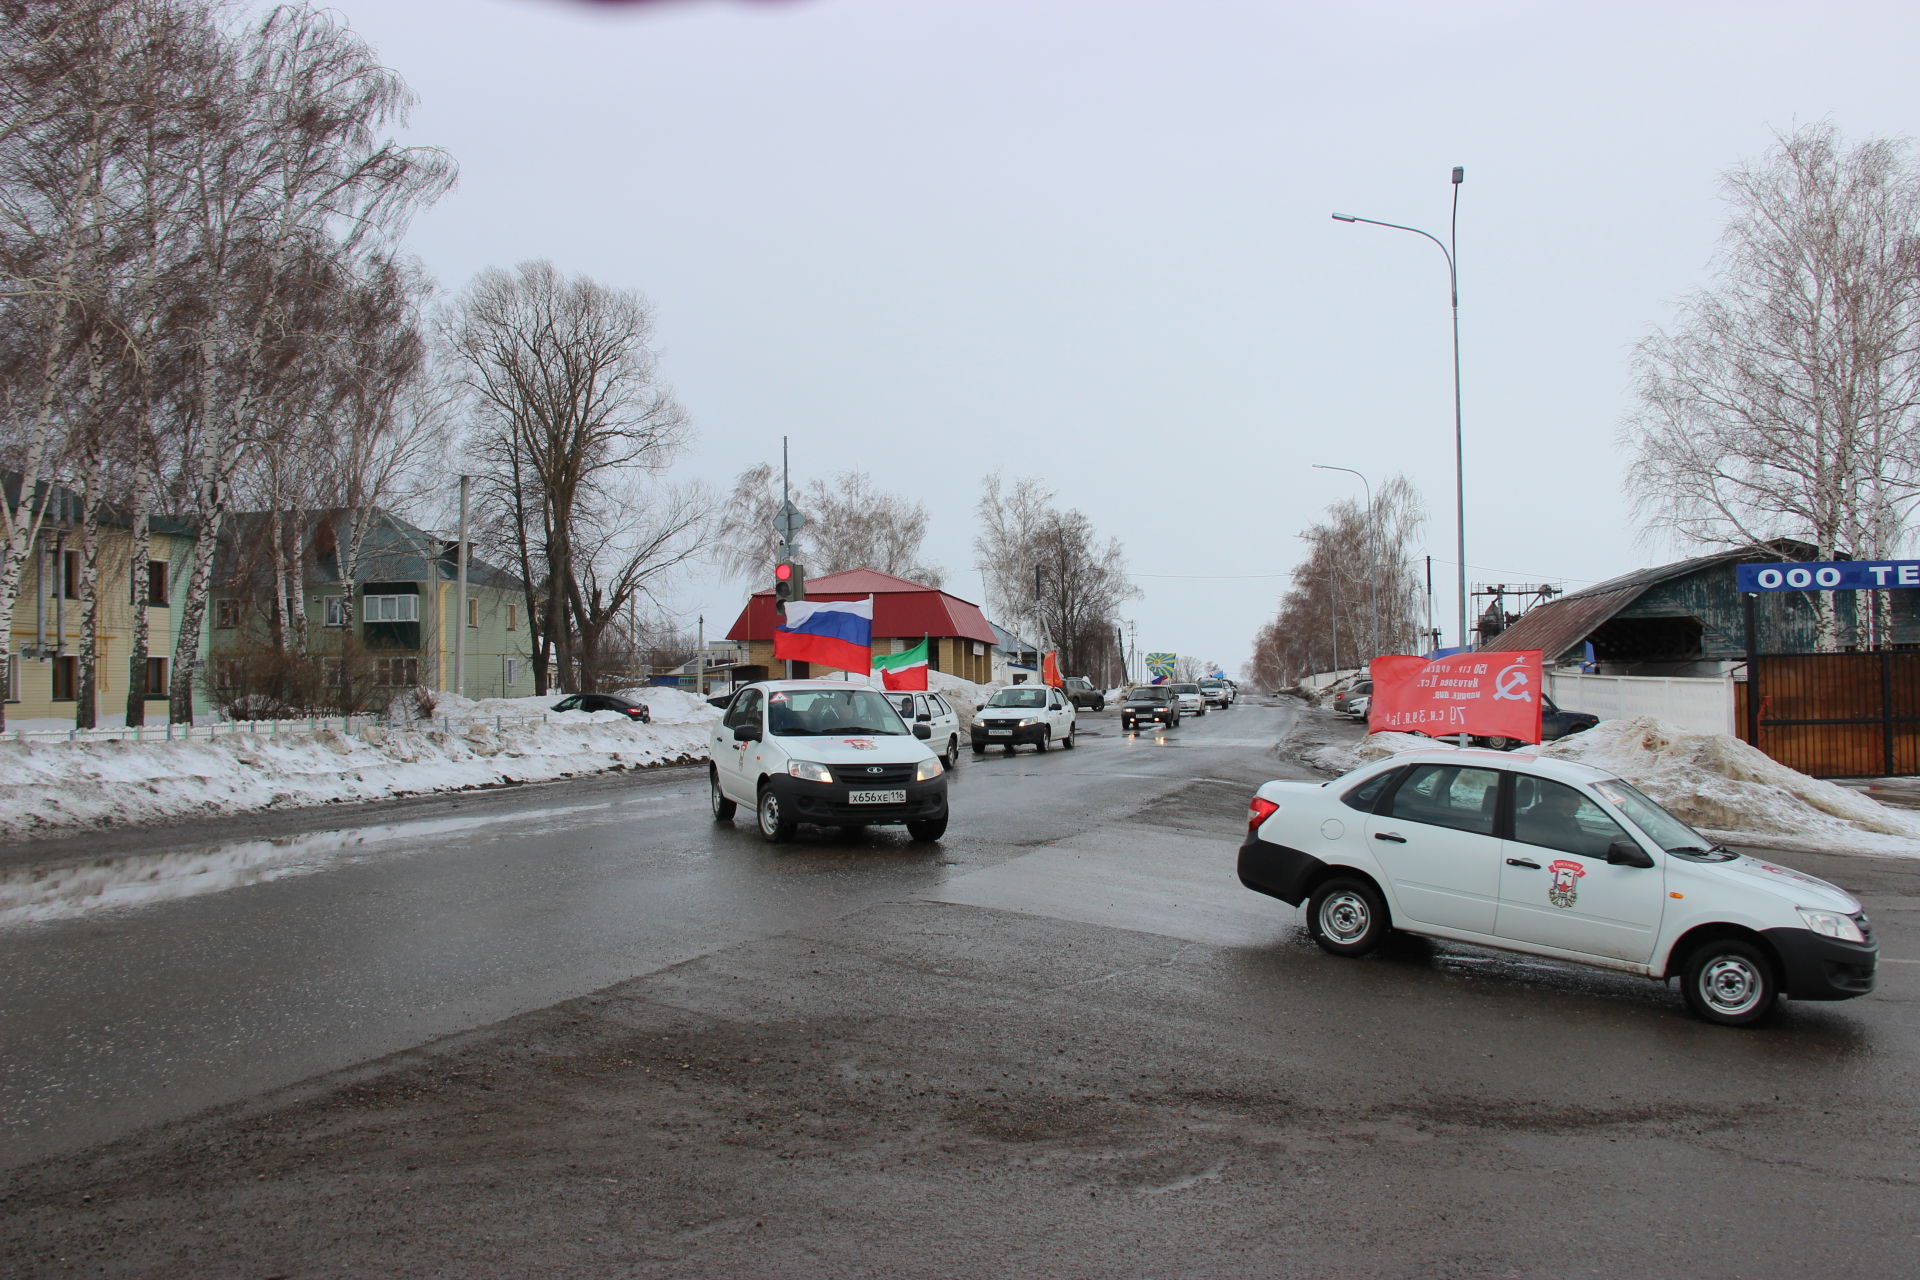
<box><xmin>726</xmin><ymin>569</ymin><xmax>998</xmax><ymax>645</ymax></box>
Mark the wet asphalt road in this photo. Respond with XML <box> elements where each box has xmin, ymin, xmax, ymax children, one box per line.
<box><xmin>3</xmin><ymin>699</ymin><xmax>1919</xmax><ymax>1276</ymax></box>
<box><xmin>0</xmin><ymin>699</ymin><xmax>1295</xmax><ymax>1169</ymax></box>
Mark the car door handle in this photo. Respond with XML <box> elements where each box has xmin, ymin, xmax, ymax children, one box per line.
<box><xmin>1373</xmin><ymin>832</ymin><xmax>1406</xmax><ymax>844</ymax></box>
<box><xmin>1506</xmin><ymin>857</ymin><xmax>1541</xmax><ymax>869</ymax></box>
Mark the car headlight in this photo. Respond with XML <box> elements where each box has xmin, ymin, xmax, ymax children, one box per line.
<box><xmin>1018</xmin><ymin>716</ymin><xmax>1045</xmax><ymax>727</ymax></box>
<box><xmin>1797</xmin><ymin>908</ymin><xmax>1867</xmax><ymax>944</ymax></box>
<box><xmin>787</xmin><ymin>760</ymin><xmax>834</xmax><ymax>784</ymax></box>
<box><xmin>914</xmin><ymin>757</ymin><xmax>944</xmax><ymax>781</ymax></box>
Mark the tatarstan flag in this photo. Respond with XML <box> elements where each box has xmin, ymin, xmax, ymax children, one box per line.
<box><xmin>872</xmin><ymin>636</ymin><xmax>929</xmax><ymax>690</ymax></box>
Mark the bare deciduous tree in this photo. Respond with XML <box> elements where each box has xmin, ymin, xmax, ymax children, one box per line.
<box><xmin>445</xmin><ymin>260</ymin><xmax>695</xmax><ymax>694</ymax></box>
<box><xmin>711</xmin><ymin>464</ymin><xmax>943</xmax><ymax>586</ymax></box>
<box><xmin>974</xmin><ymin>472</ymin><xmax>1136</xmax><ymax>677</ymax></box>
<box><xmin>1624</xmin><ymin>124</ymin><xmax>1920</xmax><ymax>648</ymax></box>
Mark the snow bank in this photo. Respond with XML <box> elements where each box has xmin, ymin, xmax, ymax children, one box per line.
<box><xmin>1304</xmin><ymin>732</ymin><xmax>1453</xmax><ymax>775</ymax></box>
<box><xmin>0</xmin><ymin>699</ymin><xmax>720</xmax><ymax>840</ymax></box>
<box><xmin>1539</xmin><ymin>717</ymin><xmax>1920</xmax><ymax>857</ymax></box>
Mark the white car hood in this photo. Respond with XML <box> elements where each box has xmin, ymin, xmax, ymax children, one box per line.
<box><xmin>1699</xmin><ymin>854</ymin><xmax>1861</xmax><ymax>914</ymax></box>
<box><xmin>765</xmin><ymin>734</ymin><xmax>934</xmax><ymax>765</ymax></box>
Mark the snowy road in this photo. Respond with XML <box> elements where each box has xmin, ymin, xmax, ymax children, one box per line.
<box><xmin>0</xmin><ymin>699</ymin><xmax>1303</xmax><ymax>1168</ymax></box>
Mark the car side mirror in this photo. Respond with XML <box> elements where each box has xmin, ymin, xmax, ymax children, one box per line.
<box><xmin>732</xmin><ymin>724</ymin><xmax>760</xmax><ymax>742</ymax></box>
<box><xmin>912</xmin><ymin>723</ymin><xmax>932</xmax><ymax>740</ymax></box>
<box><xmin>1606</xmin><ymin>838</ymin><xmax>1654</xmax><ymax>868</ymax></box>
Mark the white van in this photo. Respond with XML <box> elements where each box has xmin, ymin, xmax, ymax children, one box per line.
<box><xmin>709</xmin><ymin>681</ymin><xmax>949</xmax><ymax>843</ymax></box>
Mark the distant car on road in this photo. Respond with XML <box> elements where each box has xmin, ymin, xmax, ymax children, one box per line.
<box><xmin>971</xmin><ymin>684</ymin><xmax>1077</xmax><ymax>753</ymax></box>
<box><xmin>1119</xmin><ymin>686</ymin><xmax>1182</xmax><ymax>732</ymax></box>
<box><xmin>1169</xmin><ymin>682</ymin><xmax>1208</xmax><ymax>716</ymax></box>
<box><xmin>1198</xmin><ymin>678</ymin><xmax>1234</xmax><ymax>709</ymax></box>
<box><xmin>551</xmin><ymin>692</ymin><xmax>650</xmax><ymax>723</ymax></box>
<box><xmin>1062</xmin><ymin>676</ymin><xmax>1106</xmax><ymax>711</ymax></box>
<box><xmin>1333</xmin><ymin>679</ymin><xmax>1372</xmax><ymax>717</ymax></box>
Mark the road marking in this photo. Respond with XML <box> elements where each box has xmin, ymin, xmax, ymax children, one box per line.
<box><xmin>1881</xmin><ymin>957</ymin><xmax>1919</xmax><ymax>965</ymax></box>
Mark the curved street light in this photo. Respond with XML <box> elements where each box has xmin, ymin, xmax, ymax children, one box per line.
<box><xmin>1332</xmin><ymin>165</ymin><xmax>1467</xmax><ymax>656</ymax></box>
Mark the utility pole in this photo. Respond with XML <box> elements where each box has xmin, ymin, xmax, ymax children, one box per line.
<box><xmin>697</xmin><ymin>614</ymin><xmax>706</xmax><ymax>697</ymax></box>
<box><xmin>454</xmin><ymin>475</ymin><xmax>469</xmax><ymax>698</ymax></box>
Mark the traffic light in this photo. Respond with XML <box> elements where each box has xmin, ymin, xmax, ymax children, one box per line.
<box><xmin>774</xmin><ymin>560</ymin><xmax>806</xmax><ymax>609</ymax></box>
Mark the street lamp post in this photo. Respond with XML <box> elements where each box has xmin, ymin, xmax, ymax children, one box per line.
<box><xmin>1332</xmin><ymin>165</ymin><xmax>1467</xmax><ymax>656</ymax></box>
<box><xmin>1313</xmin><ymin>463</ymin><xmax>1378</xmax><ymax>660</ymax></box>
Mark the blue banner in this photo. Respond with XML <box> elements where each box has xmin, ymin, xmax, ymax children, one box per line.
<box><xmin>1736</xmin><ymin>560</ymin><xmax>1920</xmax><ymax>592</ymax></box>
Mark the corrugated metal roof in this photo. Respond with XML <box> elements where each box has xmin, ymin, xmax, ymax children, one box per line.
<box><xmin>1477</xmin><ymin>585</ymin><xmax>1647</xmax><ymax>661</ymax></box>
<box><xmin>727</xmin><ymin>569</ymin><xmax>998</xmax><ymax>644</ymax></box>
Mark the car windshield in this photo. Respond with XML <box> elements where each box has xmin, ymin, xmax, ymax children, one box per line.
<box><xmin>1127</xmin><ymin>689</ymin><xmax>1168</xmax><ymax>701</ymax></box>
<box><xmin>987</xmin><ymin>688</ymin><xmax>1048</xmax><ymax>708</ymax></box>
<box><xmin>766</xmin><ymin>688</ymin><xmax>908</xmax><ymax>736</ymax></box>
<box><xmin>1593</xmin><ymin>779</ymin><xmax>1734</xmax><ymax>859</ymax></box>
<box><xmin>1172</xmin><ymin>683</ymin><xmax>1199</xmax><ymax>694</ymax></box>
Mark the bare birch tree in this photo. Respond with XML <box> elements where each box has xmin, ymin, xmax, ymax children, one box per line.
<box><xmin>1624</xmin><ymin>124</ymin><xmax>1920</xmax><ymax>648</ymax></box>
<box><xmin>711</xmin><ymin>464</ymin><xmax>943</xmax><ymax>585</ymax></box>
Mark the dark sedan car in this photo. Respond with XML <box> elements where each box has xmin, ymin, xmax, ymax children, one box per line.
<box><xmin>1119</xmin><ymin>686</ymin><xmax>1182</xmax><ymax>731</ymax></box>
<box><xmin>1474</xmin><ymin>695</ymin><xmax>1596</xmax><ymax>750</ymax></box>
<box><xmin>551</xmin><ymin>692</ymin><xmax>651</xmax><ymax>723</ymax></box>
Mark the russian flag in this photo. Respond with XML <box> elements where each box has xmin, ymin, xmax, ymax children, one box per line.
<box><xmin>774</xmin><ymin>596</ymin><xmax>873</xmax><ymax>674</ymax></box>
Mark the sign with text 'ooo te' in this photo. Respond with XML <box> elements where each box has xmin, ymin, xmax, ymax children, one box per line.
<box><xmin>1736</xmin><ymin>560</ymin><xmax>1920</xmax><ymax>593</ymax></box>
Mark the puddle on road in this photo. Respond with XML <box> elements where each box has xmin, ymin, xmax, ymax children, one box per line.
<box><xmin>0</xmin><ymin>794</ymin><xmax>670</xmax><ymax>928</ymax></box>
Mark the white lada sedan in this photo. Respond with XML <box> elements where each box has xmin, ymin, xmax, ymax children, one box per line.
<box><xmin>1237</xmin><ymin>749</ymin><xmax>1876</xmax><ymax>1026</ymax></box>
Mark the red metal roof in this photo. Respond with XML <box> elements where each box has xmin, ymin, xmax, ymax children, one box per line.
<box><xmin>726</xmin><ymin>569</ymin><xmax>998</xmax><ymax>645</ymax></box>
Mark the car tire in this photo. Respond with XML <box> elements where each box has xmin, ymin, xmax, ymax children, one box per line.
<box><xmin>1093</xmin><ymin>698</ymin><xmax>1105</xmax><ymax>711</ymax></box>
<box><xmin>971</xmin><ymin>742</ymin><xmax>986</xmax><ymax>755</ymax></box>
<box><xmin>907</xmin><ymin>816</ymin><xmax>947</xmax><ymax>842</ymax></box>
<box><xmin>1062</xmin><ymin>725</ymin><xmax>1075</xmax><ymax>748</ymax></box>
<box><xmin>1035</xmin><ymin>730</ymin><xmax>1049</xmax><ymax>752</ymax></box>
<box><xmin>945</xmin><ymin>736</ymin><xmax>960</xmax><ymax>767</ymax></box>
<box><xmin>710</xmin><ymin>768</ymin><xmax>736</xmax><ymax>822</ymax></box>
<box><xmin>1307</xmin><ymin>877</ymin><xmax>1389</xmax><ymax>957</ymax></box>
<box><xmin>756</xmin><ymin>786</ymin><xmax>797</xmax><ymax>843</ymax></box>
<box><xmin>1680</xmin><ymin>938</ymin><xmax>1779</xmax><ymax>1026</ymax></box>
<box><xmin>1484</xmin><ymin>736</ymin><xmax>1518</xmax><ymax>752</ymax></box>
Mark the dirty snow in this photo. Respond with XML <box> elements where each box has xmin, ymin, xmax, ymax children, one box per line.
<box><xmin>1539</xmin><ymin>716</ymin><xmax>1920</xmax><ymax>858</ymax></box>
<box><xmin>0</xmin><ymin>692</ymin><xmax>720</xmax><ymax>841</ymax></box>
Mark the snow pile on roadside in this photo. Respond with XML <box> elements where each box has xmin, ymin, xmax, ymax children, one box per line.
<box><xmin>1304</xmin><ymin>732</ymin><xmax>1453</xmax><ymax>774</ymax></box>
<box><xmin>928</xmin><ymin>670</ymin><xmax>998</xmax><ymax>728</ymax></box>
<box><xmin>0</xmin><ymin>705</ymin><xmax>717</xmax><ymax>840</ymax></box>
<box><xmin>1540</xmin><ymin>717</ymin><xmax>1920</xmax><ymax>857</ymax></box>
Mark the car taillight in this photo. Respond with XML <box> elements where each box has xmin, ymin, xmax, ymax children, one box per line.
<box><xmin>1247</xmin><ymin>796</ymin><xmax>1279</xmax><ymax>835</ymax></box>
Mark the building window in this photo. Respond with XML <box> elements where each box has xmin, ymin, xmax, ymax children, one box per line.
<box><xmin>507</xmin><ymin>604</ymin><xmax>518</xmax><ymax>631</ymax></box>
<box><xmin>51</xmin><ymin>654</ymin><xmax>78</xmax><ymax>700</ymax></box>
<box><xmin>505</xmin><ymin>657</ymin><xmax>519</xmax><ymax>687</ymax></box>
<box><xmin>324</xmin><ymin>596</ymin><xmax>348</xmax><ymax>627</ymax></box>
<box><xmin>364</xmin><ymin>594</ymin><xmax>419</xmax><ymax>623</ymax></box>
<box><xmin>971</xmin><ymin>641</ymin><xmax>985</xmax><ymax>656</ymax></box>
<box><xmin>467</xmin><ymin>597</ymin><xmax>479</xmax><ymax>628</ymax></box>
<box><xmin>5</xmin><ymin>653</ymin><xmax>18</xmax><ymax>702</ymax></box>
<box><xmin>60</xmin><ymin>549</ymin><xmax>81</xmax><ymax>599</ymax></box>
<box><xmin>373</xmin><ymin>656</ymin><xmax>420</xmax><ymax>687</ymax></box>
<box><xmin>145</xmin><ymin>656</ymin><xmax>169</xmax><ymax>697</ymax></box>
<box><xmin>146</xmin><ymin>560</ymin><xmax>169</xmax><ymax>606</ymax></box>
<box><xmin>215</xmin><ymin>598</ymin><xmax>241</xmax><ymax>629</ymax></box>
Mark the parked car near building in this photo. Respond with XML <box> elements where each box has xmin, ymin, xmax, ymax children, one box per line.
<box><xmin>1333</xmin><ymin>679</ymin><xmax>1372</xmax><ymax>718</ymax></box>
<box><xmin>551</xmin><ymin>693</ymin><xmax>650</xmax><ymax>723</ymax></box>
<box><xmin>1478</xmin><ymin>696</ymin><xmax>1598</xmax><ymax>750</ymax></box>
<box><xmin>1062</xmin><ymin>676</ymin><xmax>1106</xmax><ymax>711</ymax></box>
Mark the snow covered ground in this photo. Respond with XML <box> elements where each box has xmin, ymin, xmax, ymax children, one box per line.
<box><xmin>1303</xmin><ymin>717</ymin><xmax>1920</xmax><ymax>859</ymax></box>
<box><xmin>0</xmin><ymin>686</ymin><xmax>721</xmax><ymax>843</ymax></box>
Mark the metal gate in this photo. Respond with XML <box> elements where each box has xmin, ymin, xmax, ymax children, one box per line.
<box><xmin>1738</xmin><ymin>652</ymin><xmax>1920</xmax><ymax>778</ymax></box>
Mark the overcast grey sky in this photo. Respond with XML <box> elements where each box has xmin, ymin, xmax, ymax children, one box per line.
<box><xmin>339</xmin><ymin>0</ymin><xmax>1920</xmax><ymax>674</ymax></box>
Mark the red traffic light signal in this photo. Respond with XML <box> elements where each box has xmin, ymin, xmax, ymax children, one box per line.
<box><xmin>775</xmin><ymin>563</ymin><xmax>793</xmax><ymax>582</ymax></box>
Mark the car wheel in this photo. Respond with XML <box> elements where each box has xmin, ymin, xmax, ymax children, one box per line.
<box><xmin>1484</xmin><ymin>736</ymin><xmax>1518</xmax><ymax>751</ymax></box>
<box><xmin>1681</xmin><ymin>938</ymin><xmax>1778</xmax><ymax>1026</ymax></box>
<box><xmin>945</xmin><ymin>735</ymin><xmax>960</xmax><ymax>767</ymax></box>
<box><xmin>1093</xmin><ymin>698</ymin><xmax>1105</xmax><ymax>711</ymax></box>
<box><xmin>1307</xmin><ymin>877</ymin><xmax>1389</xmax><ymax>957</ymax></box>
<box><xmin>709</xmin><ymin>768</ymin><xmax>736</xmax><ymax>822</ymax></box>
<box><xmin>1062</xmin><ymin>725</ymin><xmax>1075</xmax><ymax>748</ymax></box>
<box><xmin>971</xmin><ymin>742</ymin><xmax>986</xmax><ymax>755</ymax></box>
<box><xmin>907</xmin><ymin>816</ymin><xmax>947</xmax><ymax>841</ymax></box>
<box><xmin>757</xmin><ymin>786</ymin><xmax>797</xmax><ymax>843</ymax></box>
<box><xmin>1035</xmin><ymin>730</ymin><xmax>1049</xmax><ymax>752</ymax></box>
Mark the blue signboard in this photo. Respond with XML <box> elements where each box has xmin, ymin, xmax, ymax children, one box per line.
<box><xmin>1736</xmin><ymin>560</ymin><xmax>1920</xmax><ymax>592</ymax></box>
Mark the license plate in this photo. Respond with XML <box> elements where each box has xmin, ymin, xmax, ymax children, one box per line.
<box><xmin>988</xmin><ymin>729</ymin><xmax>1012</xmax><ymax>737</ymax></box>
<box><xmin>848</xmin><ymin>788</ymin><xmax>906</xmax><ymax>804</ymax></box>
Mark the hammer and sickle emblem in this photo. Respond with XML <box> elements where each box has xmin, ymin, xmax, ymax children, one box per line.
<box><xmin>1492</xmin><ymin>662</ymin><xmax>1534</xmax><ymax>702</ymax></box>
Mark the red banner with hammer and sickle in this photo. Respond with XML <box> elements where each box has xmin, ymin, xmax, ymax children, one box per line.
<box><xmin>1368</xmin><ymin>650</ymin><xmax>1545</xmax><ymax>742</ymax></box>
